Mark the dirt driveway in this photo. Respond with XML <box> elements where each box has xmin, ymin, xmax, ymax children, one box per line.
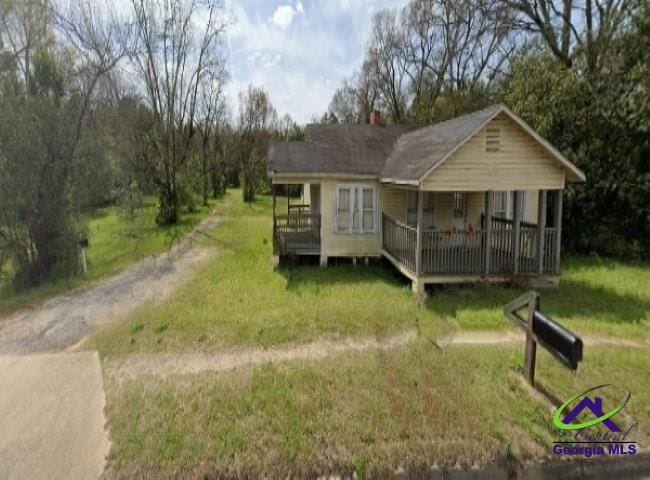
<box><xmin>0</xmin><ymin>211</ymin><xmax>221</xmax><ymax>479</ymax></box>
<box><xmin>0</xmin><ymin>214</ymin><xmax>220</xmax><ymax>354</ymax></box>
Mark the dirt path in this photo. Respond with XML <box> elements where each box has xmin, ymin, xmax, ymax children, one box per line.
<box><xmin>104</xmin><ymin>328</ymin><xmax>649</xmax><ymax>382</ymax></box>
<box><xmin>441</xmin><ymin>329</ymin><xmax>649</xmax><ymax>348</ymax></box>
<box><xmin>104</xmin><ymin>330</ymin><xmax>419</xmax><ymax>382</ymax></box>
<box><xmin>0</xmin><ymin>212</ymin><xmax>222</xmax><ymax>355</ymax></box>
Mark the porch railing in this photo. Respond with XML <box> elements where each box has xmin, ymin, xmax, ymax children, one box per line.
<box><xmin>381</xmin><ymin>214</ymin><xmax>560</xmax><ymax>276</ymax></box>
<box><xmin>274</xmin><ymin>213</ymin><xmax>321</xmax><ymax>254</ymax></box>
<box><xmin>382</xmin><ymin>214</ymin><xmax>416</xmax><ymax>272</ymax></box>
<box><xmin>422</xmin><ymin>230</ymin><xmax>486</xmax><ymax>274</ymax></box>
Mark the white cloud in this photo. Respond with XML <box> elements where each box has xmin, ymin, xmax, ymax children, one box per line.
<box><xmin>271</xmin><ymin>3</ymin><xmax>303</xmax><ymax>31</ymax></box>
<box><xmin>226</xmin><ymin>0</ymin><xmax>410</xmax><ymax>123</ymax></box>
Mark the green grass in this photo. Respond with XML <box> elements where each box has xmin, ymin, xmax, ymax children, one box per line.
<box><xmin>425</xmin><ymin>255</ymin><xmax>650</xmax><ymax>338</ymax></box>
<box><xmin>103</xmin><ymin>342</ymin><xmax>650</xmax><ymax>477</ymax></box>
<box><xmin>88</xmin><ymin>190</ymin><xmax>649</xmax><ymax>358</ymax></box>
<box><xmin>88</xmin><ymin>191</ymin><xmax>451</xmax><ymax>357</ymax></box>
<box><xmin>0</xmin><ymin>200</ymin><xmax>218</xmax><ymax>314</ymax></box>
<box><xmin>89</xmin><ymin>189</ymin><xmax>650</xmax><ymax>477</ymax></box>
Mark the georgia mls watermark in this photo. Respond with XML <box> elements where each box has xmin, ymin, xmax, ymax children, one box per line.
<box><xmin>552</xmin><ymin>384</ymin><xmax>638</xmax><ymax>458</ymax></box>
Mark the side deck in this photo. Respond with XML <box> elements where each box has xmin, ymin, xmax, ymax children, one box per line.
<box><xmin>273</xmin><ymin>212</ymin><xmax>321</xmax><ymax>256</ymax></box>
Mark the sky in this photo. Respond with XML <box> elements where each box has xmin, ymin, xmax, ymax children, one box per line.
<box><xmin>225</xmin><ymin>0</ymin><xmax>409</xmax><ymax>124</ymax></box>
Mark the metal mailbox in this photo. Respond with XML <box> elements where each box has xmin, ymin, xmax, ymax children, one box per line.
<box><xmin>532</xmin><ymin>311</ymin><xmax>583</xmax><ymax>370</ymax></box>
<box><xmin>504</xmin><ymin>291</ymin><xmax>584</xmax><ymax>385</ymax></box>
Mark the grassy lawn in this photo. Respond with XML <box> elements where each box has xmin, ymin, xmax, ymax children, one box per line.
<box><xmin>88</xmin><ymin>190</ymin><xmax>650</xmax><ymax>477</ymax></box>
<box><xmin>426</xmin><ymin>255</ymin><xmax>650</xmax><ymax>338</ymax></box>
<box><xmin>87</xmin><ymin>191</ymin><xmax>448</xmax><ymax>357</ymax></box>
<box><xmin>0</xmin><ymin>200</ymin><xmax>218</xmax><ymax>315</ymax></box>
<box><xmin>104</xmin><ymin>343</ymin><xmax>650</xmax><ymax>477</ymax></box>
<box><xmin>88</xmin><ymin>190</ymin><xmax>649</xmax><ymax>358</ymax></box>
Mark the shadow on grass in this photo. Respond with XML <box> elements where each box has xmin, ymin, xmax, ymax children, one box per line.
<box><xmin>278</xmin><ymin>258</ymin><xmax>412</xmax><ymax>292</ymax></box>
<box><xmin>424</xmin><ymin>279</ymin><xmax>649</xmax><ymax>328</ymax></box>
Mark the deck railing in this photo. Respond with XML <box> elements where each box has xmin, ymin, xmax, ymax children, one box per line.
<box><xmin>382</xmin><ymin>214</ymin><xmax>560</xmax><ymax>277</ymax></box>
<box><xmin>422</xmin><ymin>230</ymin><xmax>486</xmax><ymax>274</ymax></box>
<box><xmin>382</xmin><ymin>214</ymin><xmax>417</xmax><ymax>272</ymax></box>
<box><xmin>274</xmin><ymin>213</ymin><xmax>321</xmax><ymax>254</ymax></box>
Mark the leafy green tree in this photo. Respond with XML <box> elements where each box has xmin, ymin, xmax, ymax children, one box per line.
<box><xmin>0</xmin><ymin>0</ymin><xmax>130</xmax><ymax>285</ymax></box>
<box><xmin>502</xmin><ymin>45</ymin><xmax>649</xmax><ymax>258</ymax></box>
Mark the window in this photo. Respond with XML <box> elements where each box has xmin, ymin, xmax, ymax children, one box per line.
<box><xmin>336</xmin><ymin>188</ymin><xmax>351</xmax><ymax>230</ymax></box>
<box><xmin>494</xmin><ymin>191</ymin><xmax>509</xmax><ymax>218</ymax></box>
<box><xmin>406</xmin><ymin>192</ymin><xmax>435</xmax><ymax>228</ymax></box>
<box><xmin>335</xmin><ymin>185</ymin><xmax>377</xmax><ymax>233</ymax></box>
<box><xmin>453</xmin><ymin>192</ymin><xmax>466</xmax><ymax>219</ymax></box>
<box><xmin>493</xmin><ymin>191</ymin><xmax>528</xmax><ymax>221</ymax></box>
<box><xmin>362</xmin><ymin>188</ymin><xmax>375</xmax><ymax>230</ymax></box>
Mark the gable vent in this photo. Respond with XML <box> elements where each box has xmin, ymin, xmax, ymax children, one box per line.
<box><xmin>485</xmin><ymin>126</ymin><xmax>501</xmax><ymax>152</ymax></box>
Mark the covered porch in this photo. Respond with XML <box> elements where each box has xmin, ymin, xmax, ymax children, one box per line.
<box><xmin>381</xmin><ymin>189</ymin><xmax>563</xmax><ymax>293</ymax></box>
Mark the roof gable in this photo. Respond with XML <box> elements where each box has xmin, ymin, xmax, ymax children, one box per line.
<box><xmin>380</xmin><ymin>104</ymin><xmax>585</xmax><ymax>184</ymax></box>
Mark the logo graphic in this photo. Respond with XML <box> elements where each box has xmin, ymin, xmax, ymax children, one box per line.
<box><xmin>551</xmin><ymin>384</ymin><xmax>638</xmax><ymax>458</ymax></box>
<box><xmin>553</xmin><ymin>384</ymin><xmax>631</xmax><ymax>431</ymax></box>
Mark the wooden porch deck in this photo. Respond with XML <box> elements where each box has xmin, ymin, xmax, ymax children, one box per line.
<box><xmin>381</xmin><ymin>214</ymin><xmax>559</xmax><ymax>280</ymax></box>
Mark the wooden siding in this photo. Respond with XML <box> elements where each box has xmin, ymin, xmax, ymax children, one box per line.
<box><xmin>380</xmin><ymin>185</ymin><xmax>409</xmax><ymax>223</ymax></box>
<box><xmin>421</xmin><ymin>113</ymin><xmax>566</xmax><ymax>191</ymax></box>
<box><xmin>320</xmin><ymin>179</ymin><xmax>382</xmax><ymax>257</ymax></box>
<box><xmin>418</xmin><ymin>191</ymin><xmax>539</xmax><ymax>231</ymax></box>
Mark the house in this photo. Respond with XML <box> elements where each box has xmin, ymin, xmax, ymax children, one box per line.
<box><xmin>267</xmin><ymin>104</ymin><xmax>585</xmax><ymax>294</ymax></box>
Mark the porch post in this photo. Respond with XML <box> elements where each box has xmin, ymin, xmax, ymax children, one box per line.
<box><xmin>536</xmin><ymin>190</ymin><xmax>547</xmax><ymax>274</ymax></box>
<box><xmin>415</xmin><ymin>189</ymin><xmax>424</xmax><ymax>276</ymax></box>
<box><xmin>272</xmin><ymin>184</ymin><xmax>279</xmax><ymax>266</ymax></box>
<box><xmin>484</xmin><ymin>190</ymin><xmax>493</xmax><ymax>275</ymax></box>
<box><xmin>512</xmin><ymin>190</ymin><xmax>522</xmax><ymax>275</ymax></box>
<box><xmin>553</xmin><ymin>189</ymin><xmax>563</xmax><ymax>275</ymax></box>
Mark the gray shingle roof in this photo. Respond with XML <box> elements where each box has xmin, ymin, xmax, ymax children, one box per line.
<box><xmin>380</xmin><ymin>104</ymin><xmax>503</xmax><ymax>181</ymax></box>
<box><xmin>268</xmin><ymin>124</ymin><xmax>414</xmax><ymax>176</ymax></box>
<box><xmin>267</xmin><ymin>104</ymin><xmax>585</xmax><ymax>183</ymax></box>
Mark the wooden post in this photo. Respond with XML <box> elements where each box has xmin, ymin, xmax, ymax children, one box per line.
<box><xmin>484</xmin><ymin>190</ymin><xmax>493</xmax><ymax>275</ymax></box>
<box><xmin>512</xmin><ymin>190</ymin><xmax>522</xmax><ymax>275</ymax></box>
<box><xmin>524</xmin><ymin>292</ymin><xmax>539</xmax><ymax>385</ymax></box>
<box><xmin>80</xmin><ymin>248</ymin><xmax>88</xmax><ymax>273</ymax></box>
<box><xmin>553</xmin><ymin>190</ymin><xmax>563</xmax><ymax>275</ymax></box>
<box><xmin>272</xmin><ymin>184</ymin><xmax>278</xmax><ymax>261</ymax></box>
<box><xmin>415</xmin><ymin>189</ymin><xmax>424</xmax><ymax>276</ymax></box>
<box><xmin>536</xmin><ymin>190</ymin><xmax>547</xmax><ymax>275</ymax></box>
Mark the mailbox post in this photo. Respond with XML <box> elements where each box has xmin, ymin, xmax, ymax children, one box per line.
<box><xmin>79</xmin><ymin>237</ymin><xmax>89</xmax><ymax>274</ymax></box>
<box><xmin>504</xmin><ymin>292</ymin><xmax>583</xmax><ymax>386</ymax></box>
<box><xmin>524</xmin><ymin>292</ymin><xmax>538</xmax><ymax>385</ymax></box>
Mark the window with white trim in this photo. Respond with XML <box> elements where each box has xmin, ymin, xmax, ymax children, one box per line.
<box><xmin>494</xmin><ymin>191</ymin><xmax>509</xmax><ymax>218</ymax></box>
<box><xmin>493</xmin><ymin>191</ymin><xmax>528</xmax><ymax>221</ymax></box>
<box><xmin>406</xmin><ymin>191</ymin><xmax>435</xmax><ymax>228</ymax></box>
<box><xmin>335</xmin><ymin>185</ymin><xmax>377</xmax><ymax>233</ymax></box>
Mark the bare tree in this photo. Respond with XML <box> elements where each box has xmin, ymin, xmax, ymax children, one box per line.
<box><xmin>128</xmin><ymin>0</ymin><xmax>229</xmax><ymax>224</ymax></box>
<box><xmin>365</xmin><ymin>9</ymin><xmax>409</xmax><ymax>123</ymax></box>
<box><xmin>237</xmin><ymin>85</ymin><xmax>276</xmax><ymax>202</ymax></box>
<box><xmin>404</xmin><ymin>0</ymin><xmax>514</xmax><ymax>109</ymax></box>
<box><xmin>0</xmin><ymin>0</ymin><xmax>49</xmax><ymax>93</ymax></box>
<box><xmin>505</xmin><ymin>0</ymin><xmax>635</xmax><ymax>82</ymax></box>
<box><xmin>196</xmin><ymin>69</ymin><xmax>227</xmax><ymax>205</ymax></box>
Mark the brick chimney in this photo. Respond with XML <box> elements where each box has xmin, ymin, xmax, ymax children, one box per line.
<box><xmin>369</xmin><ymin>110</ymin><xmax>382</xmax><ymax>126</ymax></box>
